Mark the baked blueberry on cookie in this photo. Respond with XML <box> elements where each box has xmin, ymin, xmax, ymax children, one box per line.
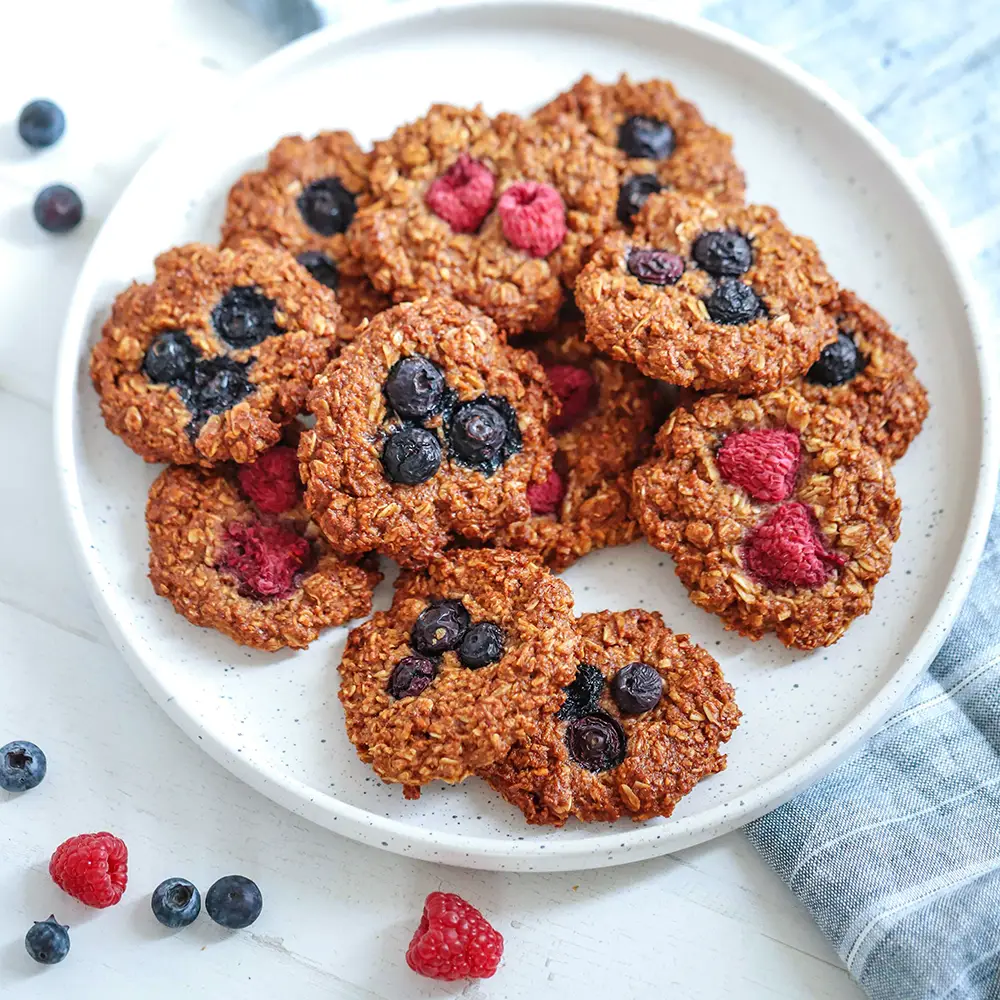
<box><xmin>338</xmin><ymin>549</ymin><xmax>578</xmax><ymax>788</ymax></box>
<box><xmin>90</xmin><ymin>242</ymin><xmax>346</xmax><ymax>465</ymax></box>
<box><xmin>221</xmin><ymin>130</ymin><xmax>389</xmax><ymax>331</ymax></box>
<box><xmin>798</xmin><ymin>289</ymin><xmax>929</xmax><ymax>462</ymax></box>
<box><xmin>146</xmin><ymin>434</ymin><xmax>381</xmax><ymax>651</ymax></box>
<box><xmin>576</xmin><ymin>191</ymin><xmax>839</xmax><ymax>392</ymax></box>
<box><xmin>481</xmin><ymin>609</ymin><xmax>740</xmax><ymax>825</ymax></box>
<box><xmin>299</xmin><ymin>297</ymin><xmax>557</xmax><ymax>568</ymax></box>
<box><xmin>348</xmin><ymin>104</ymin><xmax>624</xmax><ymax>334</ymax></box>
<box><xmin>491</xmin><ymin>319</ymin><xmax>660</xmax><ymax>570</ymax></box>
<box><xmin>534</xmin><ymin>74</ymin><xmax>746</xmax><ymax>216</ymax></box>
<box><xmin>632</xmin><ymin>388</ymin><xmax>901</xmax><ymax>649</ymax></box>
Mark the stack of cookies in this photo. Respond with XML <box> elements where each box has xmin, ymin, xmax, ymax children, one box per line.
<box><xmin>88</xmin><ymin>74</ymin><xmax>927</xmax><ymax>825</ymax></box>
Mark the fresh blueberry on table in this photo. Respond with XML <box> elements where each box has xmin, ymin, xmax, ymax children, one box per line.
<box><xmin>151</xmin><ymin>877</ymin><xmax>202</xmax><ymax>929</ymax></box>
<box><xmin>205</xmin><ymin>875</ymin><xmax>262</xmax><ymax>929</ymax></box>
<box><xmin>33</xmin><ymin>184</ymin><xmax>83</xmax><ymax>234</ymax></box>
<box><xmin>18</xmin><ymin>100</ymin><xmax>66</xmax><ymax>149</ymax></box>
<box><xmin>0</xmin><ymin>740</ymin><xmax>47</xmax><ymax>792</ymax></box>
<box><xmin>24</xmin><ymin>916</ymin><xmax>70</xmax><ymax>965</ymax></box>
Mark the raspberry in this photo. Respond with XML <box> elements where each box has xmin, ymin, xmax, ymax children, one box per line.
<box><xmin>545</xmin><ymin>363</ymin><xmax>596</xmax><ymax>433</ymax></box>
<box><xmin>49</xmin><ymin>832</ymin><xmax>128</xmax><ymax>908</ymax></box>
<box><xmin>497</xmin><ymin>181</ymin><xmax>566</xmax><ymax>257</ymax></box>
<box><xmin>406</xmin><ymin>891</ymin><xmax>503</xmax><ymax>981</ymax></box>
<box><xmin>743</xmin><ymin>502</ymin><xmax>845</xmax><ymax>590</ymax></box>
<box><xmin>717</xmin><ymin>428</ymin><xmax>800</xmax><ymax>503</ymax></box>
<box><xmin>218</xmin><ymin>521</ymin><xmax>310</xmax><ymax>600</ymax></box>
<box><xmin>237</xmin><ymin>445</ymin><xmax>301</xmax><ymax>514</ymax></box>
<box><xmin>425</xmin><ymin>154</ymin><xmax>496</xmax><ymax>233</ymax></box>
<box><xmin>527</xmin><ymin>468</ymin><xmax>565</xmax><ymax>515</ymax></box>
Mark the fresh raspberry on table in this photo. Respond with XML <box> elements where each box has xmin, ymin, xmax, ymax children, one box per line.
<box><xmin>497</xmin><ymin>181</ymin><xmax>566</xmax><ymax>257</ymax></box>
<box><xmin>406</xmin><ymin>891</ymin><xmax>504</xmax><ymax>981</ymax></box>
<box><xmin>528</xmin><ymin>468</ymin><xmax>566</xmax><ymax>515</ymax></box>
<box><xmin>743</xmin><ymin>502</ymin><xmax>845</xmax><ymax>590</ymax></box>
<box><xmin>49</xmin><ymin>832</ymin><xmax>128</xmax><ymax>908</ymax></box>
<box><xmin>545</xmin><ymin>363</ymin><xmax>596</xmax><ymax>433</ymax></box>
<box><xmin>717</xmin><ymin>428</ymin><xmax>801</xmax><ymax>503</ymax></box>
<box><xmin>237</xmin><ymin>445</ymin><xmax>301</xmax><ymax>514</ymax></box>
<box><xmin>425</xmin><ymin>154</ymin><xmax>496</xmax><ymax>233</ymax></box>
<box><xmin>218</xmin><ymin>521</ymin><xmax>310</xmax><ymax>600</ymax></box>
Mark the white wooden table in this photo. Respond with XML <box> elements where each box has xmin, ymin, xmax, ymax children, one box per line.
<box><xmin>0</xmin><ymin>2</ymin><xmax>866</xmax><ymax>996</ymax></box>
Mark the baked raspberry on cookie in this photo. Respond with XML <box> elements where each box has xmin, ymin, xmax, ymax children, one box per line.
<box><xmin>481</xmin><ymin>609</ymin><xmax>740</xmax><ymax>825</ymax></box>
<box><xmin>338</xmin><ymin>549</ymin><xmax>578</xmax><ymax>787</ymax></box>
<box><xmin>348</xmin><ymin>104</ymin><xmax>624</xmax><ymax>334</ymax></box>
<box><xmin>798</xmin><ymin>289</ymin><xmax>929</xmax><ymax>462</ymax></box>
<box><xmin>300</xmin><ymin>297</ymin><xmax>557</xmax><ymax>568</ymax></box>
<box><xmin>491</xmin><ymin>319</ymin><xmax>660</xmax><ymax>570</ymax></box>
<box><xmin>576</xmin><ymin>191</ymin><xmax>838</xmax><ymax>392</ymax></box>
<box><xmin>221</xmin><ymin>130</ymin><xmax>389</xmax><ymax>331</ymax></box>
<box><xmin>632</xmin><ymin>388</ymin><xmax>900</xmax><ymax>649</ymax></box>
<box><xmin>90</xmin><ymin>242</ymin><xmax>346</xmax><ymax>466</ymax></box>
<box><xmin>147</xmin><ymin>432</ymin><xmax>380</xmax><ymax>651</ymax></box>
<box><xmin>534</xmin><ymin>74</ymin><xmax>746</xmax><ymax>216</ymax></box>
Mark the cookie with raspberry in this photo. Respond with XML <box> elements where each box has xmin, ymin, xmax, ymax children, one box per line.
<box><xmin>490</xmin><ymin>320</ymin><xmax>660</xmax><ymax>570</ymax></box>
<box><xmin>534</xmin><ymin>74</ymin><xmax>746</xmax><ymax>213</ymax></box>
<box><xmin>348</xmin><ymin>105</ymin><xmax>624</xmax><ymax>335</ymax></box>
<box><xmin>632</xmin><ymin>388</ymin><xmax>900</xmax><ymax>649</ymax></box>
<box><xmin>300</xmin><ymin>297</ymin><xmax>556</xmax><ymax>568</ymax></box>
<box><xmin>798</xmin><ymin>289</ymin><xmax>929</xmax><ymax>462</ymax></box>
<box><xmin>90</xmin><ymin>242</ymin><xmax>346</xmax><ymax>466</ymax></box>
<box><xmin>221</xmin><ymin>130</ymin><xmax>389</xmax><ymax>331</ymax></box>
<box><xmin>481</xmin><ymin>609</ymin><xmax>740</xmax><ymax>825</ymax></box>
<box><xmin>576</xmin><ymin>191</ymin><xmax>839</xmax><ymax>392</ymax></box>
<box><xmin>147</xmin><ymin>433</ymin><xmax>380</xmax><ymax>651</ymax></box>
<box><xmin>338</xmin><ymin>549</ymin><xmax>578</xmax><ymax>787</ymax></box>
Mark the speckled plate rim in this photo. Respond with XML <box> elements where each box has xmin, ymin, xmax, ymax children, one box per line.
<box><xmin>54</xmin><ymin>0</ymin><xmax>998</xmax><ymax>871</ymax></box>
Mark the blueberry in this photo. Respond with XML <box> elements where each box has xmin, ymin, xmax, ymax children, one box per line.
<box><xmin>24</xmin><ymin>916</ymin><xmax>69</xmax><ymax>965</ymax></box>
<box><xmin>205</xmin><ymin>875</ymin><xmax>262</xmax><ymax>930</ymax></box>
<box><xmin>448</xmin><ymin>396</ymin><xmax>521</xmax><ymax>475</ymax></box>
<box><xmin>142</xmin><ymin>331</ymin><xmax>197</xmax><ymax>384</ymax></box>
<box><xmin>33</xmin><ymin>184</ymin><xmax>83</xmax><ymax>233</ymax></box>
<box><xmin>807</xmin><ymin>332</ymin><xmax>864</xmax><ymax>387</ymax></box>
<box><xmin>618</xmin><ymin>115</ymin><xmax>676</xmax><ymax>160</ymax></box>
<box><xmin>296</xmin><ymin>251</ymin><xmax>339</xmax><ymax>290</ymax></box>
<box><xmin>458</xmin><ymin>622</ymin><xmax>505</xmax><ymax>669</ymax></box>
<box><xmin>556</xmin><ymin>664</ymin><xmax>605</xmax><ymax>721</ymax></box>
<box><xmin>387</xmin><ymin>655</ymin><xmax>438</xmax><ymax>699</ymax></box>
<box><xmin>0</xmin><ymin>741</ymin><xmax>47</xmax><ymax>792</ymax></box>
<box><xmin>411</xmin><ymin>600</ymin><xmax>470</xmax><ymax>656</ymax></box>
<box><xmin>610</xmin><ymin>662</ymin><xmax>663</xmax><ymax>714</ymax></box>
<box><xmin>705</xmin><ymin>281</ymin><xmax>763</xmax><ymax>325</ymax></box>
<box><xmin>183</xmin><ymin>357</ymin><xmax>255</xmax><ymax>429</ymax></box>
<box><xmin>627</xmin><ymin>248</ymin><xmax>684</xmax><ymax>285</ymax></box>
<box><xmin>297</xmin><ymin>176</ymin><xmax>356</xmax><ymax>237</ymax></box>
<box><xmin>212</xmin><ymin>286</ymin><xmax>280</xmax><ymax>349</ymax></box>
<box><xmin>565</xmin><ymin>713</ymin><xmax>627</xmax><ymax>772</ymax></box>
<box><xmin>692</xmin><ymin>231</ymin><xmax>753</xmax><ymax>277</ymax></box>
<box><xmin>616</xmin><ymin>173</ymin><xmax>662</xmax><ymax>225</ymax></box>
<box><xmin>18</xmin><ymin>100</ymin><xmax>65</xmax><ymax>149</ymax></box>
<box><xmin>382</xmin><ymin>425</ymin><xmax>441</xmax><ymax>485</ymax></box>
<box><xmin>385</xmin><ymin>355</ymin><xmax>446</xmax><ymax>421</ymax></box>
<box><xmin>151</xmin><ymin>878</ymin><xmax>202</xmax><ymax>929</ymax></box>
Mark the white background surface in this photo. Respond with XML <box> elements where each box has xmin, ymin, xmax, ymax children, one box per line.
<box><xmin>0</xmin><ymin>1</ymin><xmax>865</xmax><ymax>996</ymax></box>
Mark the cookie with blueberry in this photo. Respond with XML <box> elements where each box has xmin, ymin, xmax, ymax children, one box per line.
<box><xmin>338</xmin><ymin>549</ymin><xmax>578</xmax><ymax>787</ymax></box>
<box><xmin>90</xmin><ymin>243</ymin><xmax>346</xmax><ymax>465</ymax></box>
<box><xmin>221</xmin><ymin>130</ymin><xmax>389</xmax><ymax>332</ymax></box>
<box><xmin>632</xmin><ymin>388</ymin><xmax>900</xmax><ymax>650</ymax></box>
<box><xmin>147</xmin><ymin>431</ymin><xmax>381</xmax><ymax>651</ymax></box>
<box><xmin>491</xmin><ymin>319</ymin><xmax>661</xmax><ymax>571</ymax></box>
<box><xmin>534</xmin><ymin>74</ymin><xmax>746</xmax><ymax>219</ymax></box>
<box><xmin>300</xmin><ymin>296</ymin><xmax>557</xmax><ymax>568</ymax></box>
<box><xmin>576</xmin><ymin>191</ymin><xmax>839</xmax><ymax>393</ymax></box>
<box><xmin>798</xmin><ymin>289</ymin><xmax>928</xmax><ymax>462</ymax></box>
<box><xmin>348</xmin><ymin>105</ymin><xmax>624</xmax><ymax>335</ymax></box>
<box><xmin>481</xmin><ymin>609</ymin><xmax>740</xmax><ymax>825</ymax></box>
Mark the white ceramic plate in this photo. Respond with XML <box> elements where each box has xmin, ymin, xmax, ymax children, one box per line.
<box><xmin>55</xmin><ymin>0</ymin><xmax>996</xmax><ymax>871</ymax></box>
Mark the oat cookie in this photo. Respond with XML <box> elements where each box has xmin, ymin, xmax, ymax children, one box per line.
<box><xmin>147</xmin><ymin>435</ymin><xmax>380</xmax><ymax>651</ymax></box>
<box><xmin>221</xmin><ymin>130</ymin><xmax>389</xmax><ymax>331</ymax></box>
<box><xmin>300</xmin><ymin>297</ymin><xmax>556</xmax><ymax>568</ymax></box>
<box><xmin>576</xmin><ymin>191</ymin><xmax>838</xmax><ymax>392</ymax></box>
<box><xmin>338</xmin><ymin>549</ymin><xmax>578</xmax><ymax>787</ymax></box>
<box><xmin>481</xmin><ymin>609</ymin><xmax>740</xmax><ymax>825</ymax></box>
<box><xmin>90</xmin><ymin>242</ymin><xmax>345</xmax><ymax>466</ymax></box>
<box><xmin>632</xmin><ymin>388</ymin><xmax>900</xmax><ymax>649</ymax></box>
<box><xmin>348</xmin><ymin>104</ymin><xmax>624</xmax><ymax>335</ymax></box>
<box><xmin>798</xmin><ymin>289</ymin><xmax>928</xmax><ymax>462</ymax></box>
